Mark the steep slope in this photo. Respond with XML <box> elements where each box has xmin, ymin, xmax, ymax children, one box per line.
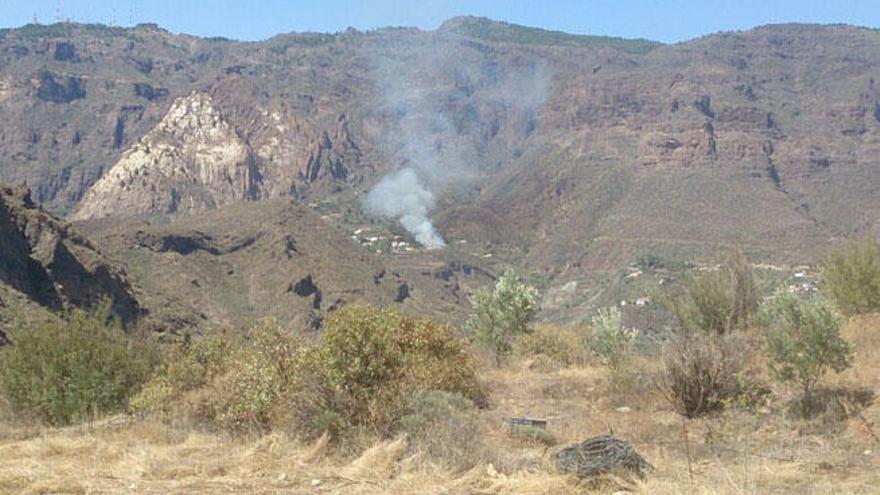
<box><xmin>468</xmin><ymin>23</ymin><xmax>880</xmax><ymax>272</ymax></box>
<box><xmin>75</xmin><ymin>198</ymin><xmax>482</xmax><ymax>330</ymax></box>
<box><xmin>72</xmin><ymin>89</ymin><xmax>364</xmax><ymax>220</ymax></box>
<box><xmin>0</xmin><ymin>23</ymin><xmax>368</xmax><ymax>215</ymax></box>
<box><xmin>0</xmin><ymin>183</ymin><xmax>141</xmax><ymax>327</ymax></box>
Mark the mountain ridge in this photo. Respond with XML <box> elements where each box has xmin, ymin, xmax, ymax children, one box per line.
<box><xmin>2</xmin><ymin>18</ymin><xmax>879</xmax><ymax>324</ymax></box>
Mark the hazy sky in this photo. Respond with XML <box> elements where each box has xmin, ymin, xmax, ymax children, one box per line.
<box><xmin>1</xmin><ymin>0</ymin><xmax>878</xmax><ymax>43</ymax></box>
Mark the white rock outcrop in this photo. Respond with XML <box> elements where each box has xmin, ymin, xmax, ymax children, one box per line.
<box><xmin>72</xmin><ymin>92</ymin><xmax>257</xmax><ymax>220</ymax></box>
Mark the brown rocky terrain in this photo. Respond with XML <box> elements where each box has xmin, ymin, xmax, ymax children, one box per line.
<box><xmin>0</xmin><ymin>183</ymin><xmax>141</xmax><ymax>331</ymax></box>
<box><xmin>74</xmin><ymin>197</ymin><xmax>491</xmax><ymax>330</ymax></box>
<box><xmin>1</xmin><ymin>18</ymin><xmax>879</xmax><ymax>325</ymax></box>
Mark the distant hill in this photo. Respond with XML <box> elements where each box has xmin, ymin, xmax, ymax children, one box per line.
<box><xmin>75</xmin><ymin>197</ymin><xmax>491</xmax><ymax>331</ymax></box>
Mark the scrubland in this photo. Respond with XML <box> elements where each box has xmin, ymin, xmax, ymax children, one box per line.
<box><xmin>0</xmin><ymin>314</ymin><xmax>877</xmax><ymax>494</ymax></box>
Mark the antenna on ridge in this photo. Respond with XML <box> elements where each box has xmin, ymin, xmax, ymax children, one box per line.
<box><xmin>54</xmin><ymin>0</ymin><xmax>61</xmax><ymax>24</ymax></box>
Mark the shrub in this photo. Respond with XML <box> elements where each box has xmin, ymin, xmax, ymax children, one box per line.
<box><xmin>764</xmin><ymin>291</ymin><xmax>854</xmax><ymax>401</ymax></box>
<box><xmin>134</xmin><ymin>307</ymin><xmax>484</xmax><ymax>439</ymax></box>
<box><xmin>131</xmin><ymin>321</ymin><xmax>307</xmax><ymax>433</ymax></box>
<box><xmin>467</xmin><ymin>270</ymin><xmax>539</xmax><ymax>365</ymax></box>
<box><xmin>514</xmin><ymin>324</ymin><xmax>588</xmax><ymax>367</ymax></box>
<box><xmin>211</xmin><ymin>321</ymin><xmax>309</xmax><ymax>432</ymax></box>
<box><xmin>656</xmin><ymin>333</ymin><xmax>747</xmax><ymax>418</ymax></box>
<box><xmin>688</xmin><ymin>271</ymin><xmax>736</xmax><ymax>333</ymax></box>
<box><xmin>824</xmin><ymin>238</ymin><xmax>880</xmax><ymax>315</ymax></box>
<box><xmin>508</xmin><ymin>424</ymin><xmax>556</xmax><ymax>446</ymax></box>
<box><xmin>130</xmin><ymin>330</ymin><xmax>239</xmax><ymax>420</ymax></box>
<box><xmin>670</xmin><ymin>254</ymin><xmax>759</xmax><ymax>334</ymax></box>
<box><xmin>0</xmin><ymin>304</ymin><xmax>159</xmax><ymax>425</ymax></box>
<box><xmin>589</xmin><ymin>307</ymin><xmax>637</xmax><ymax>385</ymax></box>
<box><xmin>314</xmin><ymin>305</ymin><xmax>485</xmax><ymax>435</ymax></box>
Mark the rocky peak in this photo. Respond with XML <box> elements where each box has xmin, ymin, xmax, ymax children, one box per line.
<box><xmin>72</xmin><ymin>84</ymin><xmax>367</xmax><ymax>220</ymax></box>
<box><xmin>157</xmin><ymin>92</ymin><xmax>234</xmax><ymax>142</ymax></box>
<box><xmin>72</xmin><ymin>92</ymin><xmax>258</xmax><ymax>220</ymax></box>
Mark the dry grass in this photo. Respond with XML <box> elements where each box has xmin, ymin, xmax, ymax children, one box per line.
<box><xmin>1</xmin><ymin>316</ymin><xmax>880</xmax><ymax>494</ymax></box>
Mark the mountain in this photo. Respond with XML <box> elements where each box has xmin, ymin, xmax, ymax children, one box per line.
<box><xmin>2</xmin><ymin>18</ymin><xmax>879</xmax><ymax>324</ymax></box>
<box><xmin>75</xmin><ymin>197</ymin><xmax>490</xmax><ymax>330</ymax></box>
<box><xmin>0</xmin><ymin>183</ymin><xmax>141</xmax><ymax>335</ymax></box>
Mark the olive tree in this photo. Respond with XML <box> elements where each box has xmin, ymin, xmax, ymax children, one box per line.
<box><xmin>467</xmin><ymin>270</ymin><xmax>539</xmax><ymax>365</ymax></box>
<box><xmin>764</xmin><ymin>291</ymin><xmax>853</xmax><ymax>402</ymax></box>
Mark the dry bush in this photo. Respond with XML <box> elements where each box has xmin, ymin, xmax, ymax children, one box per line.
<box><xmin>823</xmin><ymin>237</ymin><xmax>880</xmax><ymax>315</ymax></box>
<box><xmin>135</xmin><ymin>307</ymin><xmax>485</xmax><ymax>440</ymax></box>
<box><xmin>669</xmin><ymin>253</ymin><xmax>760</xmax><ymax>335</ymax></box>
<box><xmin>131</xmin><ymin>321</ymin><xmax>307</xmax><ymax>433</ymax></box>
<box><xmin>308</xmin><ymin>305</ymin><xmax>486</xmax><ymax>437</ymax></box>
<box><xmin>656</xmin><ymin>333</ymin><xmax>755</xmax><ymax>418</ymax></box>
<box><xmin>514</xmin><ymin>324</ymin><xmax>588</xmax><ymax>368</ymax></box>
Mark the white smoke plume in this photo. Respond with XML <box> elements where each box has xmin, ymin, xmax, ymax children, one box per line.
<box><xmin>364</xmin><ymin>168</ymin><xmax>446</xmax><ymax>247</ymax></box>
<box><xmin>362</xmin><ymin>35</ymin><xmax>551</xmax><ymax>247</ymax></box>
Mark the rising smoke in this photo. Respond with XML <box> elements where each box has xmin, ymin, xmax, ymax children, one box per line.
<box><xmin>362</xmin><ymin>38</ymin><xmax>550</xmax><ymax>248</ymax></box>
<box><xmin>363</xmin><ymin>168</ymin><xmax>445</xmax><ymax>247</ymax></box>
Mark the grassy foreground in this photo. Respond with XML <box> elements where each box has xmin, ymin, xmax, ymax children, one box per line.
<box><xmin>0</xmin><ymin>315</ymin><xmax>878</xmax><ymax>494</ymax></box>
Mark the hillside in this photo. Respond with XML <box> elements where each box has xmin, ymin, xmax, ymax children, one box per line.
<box><xmin>1</xmin><ymin>18</ymin><xmax>880</xmax><ymax>323</ymax></box>
<box><xmin>76</xmin><ymin>197</ymin><xmax>490</xmax><ymax>330</ymax></box>
<box><xmin>0</xmin><ymin>183</ymin><xmax>141</xmax><ymax>332</ymax></box>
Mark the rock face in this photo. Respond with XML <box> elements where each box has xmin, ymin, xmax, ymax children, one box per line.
<box><xmin>552</xmin><ymin>435</ymin><xmax>650</xmax><ymax>479</ymax></box>
<box><xmin>73</xmin><ymin>90</ymin><xmax>364</xmax><ymax>220</ymax></box>
<box><xmin>72</xmin><ymin>92</ymin><xmax>258</xmax><ymax>220</ymax></box>
<box><xmin>0</xmin><ymin>184</ymin><xmax>141</xmax><ymax>324</ymax></box>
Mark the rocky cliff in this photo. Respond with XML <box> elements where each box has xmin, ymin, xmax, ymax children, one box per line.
<box><xmin>72</xmin><ymin>92</ymin><xmax>258</xmax><ymax>219</ymax></box>
<box><xmin>0</xmin><ymin>183</ymin><xmax>141</xmax><ymax>324</ymax></box>
<box><xmin>72</xmin><ymin>89</ymin><xmax>364</xmax><ymax>220</ymax></box>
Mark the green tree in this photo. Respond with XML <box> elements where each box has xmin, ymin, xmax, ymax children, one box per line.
<box><xmin>824</xmin><ymin>238</ymin><xmax>880</xmax><ymax>315</ymax></box>
<box><xmin>765</xmin><ymin>291</ymin><xmax>854</xmax><ymax>401</ymax></box>
<box><xmin>467</xmin><ymin>270</ymin><xmax>539</xmax><ymax>365</ymax></box>
<box><xmin>589</xmin><ymin>306</ymin><xmax>636</xmax><ymax>383</ymax></box>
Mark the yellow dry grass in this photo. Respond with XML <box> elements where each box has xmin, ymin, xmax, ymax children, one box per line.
<box><xmin>1</xmin><ymin>316</ymin><xmax>879</xmax><ymax>494</ymax></box>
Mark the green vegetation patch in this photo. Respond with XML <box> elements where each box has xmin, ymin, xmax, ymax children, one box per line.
<box><xmin>0</xmin><ymin>304</ymin><xmax>159</xmax><ymax>425</ymax></box>
<box><xmin>443</xmin><ymin>17</ymin><xmax>661</xmax><ymax>54</ymax></box>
